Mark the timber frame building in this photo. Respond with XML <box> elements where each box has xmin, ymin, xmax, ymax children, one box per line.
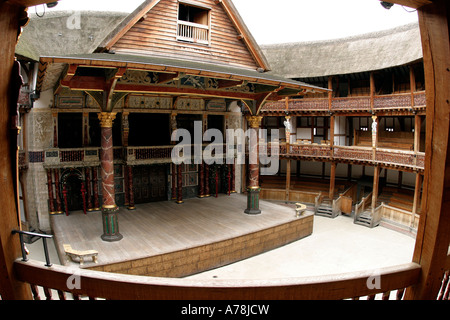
<box><xmin>0</xmin><ymin>0</ymin><xmax>449</xmax><ymax>301</ymax></box>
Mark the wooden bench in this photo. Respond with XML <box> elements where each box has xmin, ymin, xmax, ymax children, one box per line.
<box><xmin>295</xmin><ymin>203</ymin><xmax>307</xmax><ymax>217</ymax></box>
<box><xmin>63</xmin><ymin>244</ymin><xmax>98</xmax><ymax>266</ymax></box>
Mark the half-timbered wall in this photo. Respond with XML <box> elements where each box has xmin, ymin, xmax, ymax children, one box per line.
<box><xmin>112</xmin><ymin>0</ymin><xmax>259</xmax><ymax>70</ymax></box>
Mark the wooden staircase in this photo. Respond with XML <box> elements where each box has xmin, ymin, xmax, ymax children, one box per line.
<box><xmin>353</xmin><ymin>191</ymin><xmax>383</xmax><ymax>228</ymax></box>
<box><xmin>354</xmin><ymin>209</ymin><xmax>381</xmax><ymax>228</ymax></box>
<box><xmin>314</xmin><ymin>194</ymin><xmax>341</xmax><ymax>218</ymax></box>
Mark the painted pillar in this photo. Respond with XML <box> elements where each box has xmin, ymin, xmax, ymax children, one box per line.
<box><xmin>92</xmin><ymin>167</ymin><xmax>100</xmax><ymax>211</ymax></box>
<box><xmin>245</xmin><ymin>115</ymin><xmax>262</xmax><ymax>215</ymax></box>
<box><xmin>127</xmin><ymin>166</ymin><xmax>135</xmax><ymax>210</ymax></box>
<box><xmin>85</xmin><ymin>167</ymin><xmax>93</xmax><ymax>212</ymax></box>
<box><xmin>204</xmin><ymin>163</ymin><xmax>210</xmax><ymax>197</ymax></box>
<box><xmin>176</xmin><ymin>164</ymin><xmax>183</xmax><ymax>204</ymax></box>
<box><xmin>98</xmin><ymin>112</ymin><xmax>122</xmax><ymax>242</ymax></box>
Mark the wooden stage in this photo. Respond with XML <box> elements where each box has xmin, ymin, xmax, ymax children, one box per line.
<box><xmin>50</xmin><ymin>194</ymin><xmax>314</xmax><ymax>277</ymax></box>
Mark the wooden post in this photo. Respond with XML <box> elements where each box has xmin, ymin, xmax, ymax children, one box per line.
<box><xmin>411</xmin><ymin>173</ymin><xmax>422</xmax><ymax>228</ymax></box>
<box><xmin>372</xmin><ymin>166</ymin><xmax>380</xmax><ymax>212</ymax></box>
<box><xmin>414</xmin><ymin>115</ymin><xmax>421</xmax><ymax>153</ymax></box>
<box><xmin>330</xmin><ymin>115</ymin><xmax>335</xmax><ymax>148</ymax></box>
<box><xmin>405</xmin><ymin>0</ymin><xmax>450</xmax><ymax>300</ymax></box>
<box><xmin>329</xmin><ymin>162</ymin><xmax>336</xmax><ymax>200</ymax></box>
<box><xmin>0</xmin><ymin>2</ymin><xmax>32</xmax><ymax>300</ymax></box>
<box><xmin>286</xmin><ymin>159</ymin><xmax>291</xmax><ymax>201</ymax></box>
<box><xmin>127</xmin><ymin>166</ymin><xmax>135</xmax><ymax>210</ymax></box>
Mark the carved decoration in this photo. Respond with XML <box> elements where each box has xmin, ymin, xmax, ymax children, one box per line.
<box><xmin>98</xmin><ymin>112</ymin><xmax>117</xmax><ymax>128</ymax></box>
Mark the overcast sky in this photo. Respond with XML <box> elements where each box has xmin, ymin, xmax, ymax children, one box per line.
<box><xmin>32</xmin><ymin>0</ymin><xmax>419</xmax><ymax>44</ymax></box>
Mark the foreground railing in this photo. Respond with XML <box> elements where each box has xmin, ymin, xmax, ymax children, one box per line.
<box><xmin>14</xmin><ymin>259</ymin><xmax>420</xmax><ymax>300</ymax></box>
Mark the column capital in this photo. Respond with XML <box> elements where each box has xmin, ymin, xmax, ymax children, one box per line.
<box><xmin>98</xmin><ymin>112</ymin><xmax>117</xmax><ymax>128</ymax></box>
<box><xmin>246</xmin><ymin>115</ymin><xmax>263</xmax><ymax>128</ymax></box>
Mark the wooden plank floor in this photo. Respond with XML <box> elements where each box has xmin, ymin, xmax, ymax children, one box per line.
<box><xmin>51</xmin><ymin>194</ymin><xmax>309</xmax><ymax>268</ymax></box>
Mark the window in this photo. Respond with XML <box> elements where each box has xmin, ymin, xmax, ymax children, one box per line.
<box><xmin>177</xmin><ymin>2</ymin><xmax>210</xmax><ymax>45</ymax></box>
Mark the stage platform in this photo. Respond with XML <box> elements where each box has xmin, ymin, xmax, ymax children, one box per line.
<box><xmin>50</xmin><ymin>194</ymin><xmax>313</xmax><ymax>277</ymax></box>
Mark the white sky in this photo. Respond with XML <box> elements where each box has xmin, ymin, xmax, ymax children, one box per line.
<box><xmin>31</xmin><ymin>0</ymin><xmax>419</xmax><ymax>44</ymax></box>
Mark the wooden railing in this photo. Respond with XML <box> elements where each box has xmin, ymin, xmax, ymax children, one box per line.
<box><xmin>13</xmin><ymin>259</ymin><xmax>421</xmax><ymax>300</ymax></box>
<box><xmin>177</xmin><ymin>20</ymin><xmax>209</xmax><ymax>45</ymax></box>
<box><xmin>260</xmin><ymin>91</ymin><xmax>427</xmax><ymax>113</ymax></box>
<box><xmin>278</xmin><ymin>143</ymin><xmax>425</xmax><ymax>171</ymax></box>
<box><xmin>354</xmin><ymin>191</ymin><xmax>373</xmax><ymax>222</ymax></box>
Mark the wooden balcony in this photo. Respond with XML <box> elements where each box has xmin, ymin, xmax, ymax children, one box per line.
<box><xmin>260</xmin><ymin>91</ymin><xmax>427</xmax><ymax>114</ymax></box>
<box><xmin>277</xmin><ymin>143</ymin><xmax>425</xmax><ymax>172</ymax></box>
<box><xmin>177</xmin><ymin>20</ymin><xmax>209</xmax><ymax>45</ymax></box>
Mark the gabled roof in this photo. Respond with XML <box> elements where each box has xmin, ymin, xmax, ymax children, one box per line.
<box><xmin>96</xmin><ymin>0</ymin><xmax>271</xmax><ymax>72</ymax></box>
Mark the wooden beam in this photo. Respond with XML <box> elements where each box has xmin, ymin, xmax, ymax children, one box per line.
<box><xmin>405</xmin><ymin>0</ymin><xmax>450</xmax><ymax>300</ymax></box>
<box><xmin>329</xmin><ymin>162</ymin><xmax>336</xmax><ymax>200</ymax></box>
<box><xmin>286</xmin><ymin>159</ymin><xmax>291</xmax><ymax>201</ymax></box>
<box><xmin>371</xmin><ymin>166</ymin><xmax>380</xmax><ymax>211</ymax></box>
<box><xmin>0</xmin><ymin>1</ymin><xmax>32</xmax><ymax>300</ymax></box>
<box><xmin>156</xmin><ymin>72</ymin><xmax>181</xmax><ymax>85</ymax></box>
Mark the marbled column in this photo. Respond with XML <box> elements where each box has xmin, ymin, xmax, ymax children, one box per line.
<box><xmin>98</xmin><ymin>112</ymin><xmax>122</xmax><ymax>242</ymax></box>
<box><xmin>245</xmin><ymin>115</ymin><xmax>263</xmax><ymax>215</ymax></box>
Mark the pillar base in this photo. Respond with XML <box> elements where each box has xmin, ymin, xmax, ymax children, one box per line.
<box><xmin>101</xmin><ymin>205</ymin><xmax>123</xmax><ymax>242</ymax></box>
<box><xmin>244</xmin><ymin>187</ymin><xmax>261</xmax><ymax>215</ymax></box>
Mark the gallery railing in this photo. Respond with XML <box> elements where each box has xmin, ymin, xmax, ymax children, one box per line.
<box><xmin>260</xmin><ymin>91</ymin><xmax>427</xmax><ymax>113</ymax></box>
<box><xmin>14</xmin><ymin>258</ymin><xmax>421</xmax><ymax>300</ymax></box>
<box><xmin>274</xmin><ymin>143</ymin><xmax>424</xmax><ymax>171</ymax></box>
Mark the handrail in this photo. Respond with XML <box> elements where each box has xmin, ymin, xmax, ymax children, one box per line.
<box><xmin>11</xmin><ymin>230</ymin><xmax>53</xmax><ymax>267</ymax></box>
<box><xmin>14</xmin><ymin>259</ymin><xmax>421</xmax><ymax>300</ymax></box>
<box><xmin>354</xmin><ymin>191</ymin><xmax>373</xmax><ymax>223</ymax></box>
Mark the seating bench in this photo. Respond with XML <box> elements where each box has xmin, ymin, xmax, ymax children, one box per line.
<box><xmin>63</xmin><ymin>244</ymin><xmax>98</xmax><ymax>266</ymax></box>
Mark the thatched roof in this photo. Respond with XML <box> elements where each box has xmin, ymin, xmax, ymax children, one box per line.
<box><xmin>261</xmin><ymin>23</ymin><xmax>423</xmax><ymax>79</ymax></box>
<box><xmin>16</xmin><ymin>10</ymin><xmax>128</xmax><ymax>61</ymax></box>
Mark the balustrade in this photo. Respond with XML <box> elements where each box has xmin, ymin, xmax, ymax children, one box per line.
<box><xmin>177</xmin><ymin>20</ymin><xmax>209</xmax><ymax>45</ymax></box>
<box><xmin>261</xmin><ymin>91</ymin><xmax>427</xmax><ymax>114</ymax></box>
<box><xmin>13</xmin><ymin>259</ymin><xmax>421</xmax><ymax>300</ymax></box>
<box><xmin>276</xmin><ymin>143</ymin><xmax>424</xmax><ymax>171</ymax></box>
